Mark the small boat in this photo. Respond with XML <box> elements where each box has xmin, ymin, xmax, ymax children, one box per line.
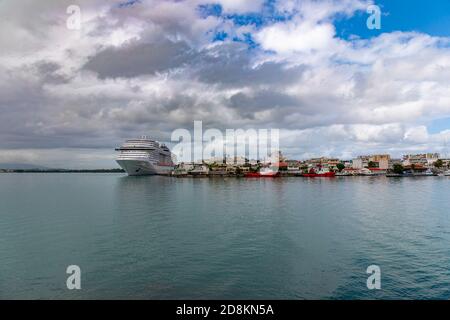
<box><xmin>412</xmin><ymin>169</ymin><xmax>437</xmax><ymax>177</ymax></box>
<box><xmin>358</xmin><ymin>168</ymin><xmax>375</xmax><ymax>176</ymax></box>
<box><xmin>336</xmin><ymin>170</ymin><xmax>354</xmax><ymax>176</ymax></box>
<box><xmin>302</xmin><ymin>168</ymin><xmax>335</xmax><ymax>178</ymax></box>
<box><xmin>189</xmin><ymin>164</ymin><xmax>209</xmax><ymax>176</ymax></box>
<box><xmin>386</xmin><ymin>173</ymin><xmax>404</xmax><ymax>177</ymax></box>
<box><xmin>245</xmin><ymin>167</ymin><xmax>280</xmax><ymax>178</ymax></box>
<box><xmin>444</xmin><ymin>170</ymin><xmax>450</xmax><ymax>176</ymax></box>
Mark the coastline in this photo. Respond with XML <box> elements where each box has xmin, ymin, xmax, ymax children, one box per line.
<box><xmin>0</xmin><ymin>169</ymin><xmax>125</xmax><ymax>173</ymax></box>
<box><xmin>3</xmin><ymin>170</ymin><xmax>449</xmax><ymax>178</ymax></box>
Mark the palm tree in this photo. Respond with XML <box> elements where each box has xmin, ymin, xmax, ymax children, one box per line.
<box><xmin>393</xmin><ymin>163</ymin><xmax>404</xmax><ymax>175</ymax></box>
<box><xmin>336</xmin><ymin>163</ymin><xmax>345</xmax><ymax>172</ymax></box>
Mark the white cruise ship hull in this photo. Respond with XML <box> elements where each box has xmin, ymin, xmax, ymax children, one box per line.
<box><xmin>116</xmin><ymin>159</ymin><xmax>173</xmax><ymax>176</ymax></box>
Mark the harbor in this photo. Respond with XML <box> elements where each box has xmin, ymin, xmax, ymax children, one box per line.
<box><xmin>112</xmin><ymin>136</ymin><xmax>450</xmax><ymax>179</ymax></box>
<box><xmin>171</xmin><ymin>153</ymin><xmax>450</xmax><ymax>178</ymax></box>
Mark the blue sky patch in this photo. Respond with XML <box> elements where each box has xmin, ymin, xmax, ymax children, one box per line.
<box><xmin>429</xmin><ymin>117</ymin><xmax>450</xmax><ymax>134</ymax></box>
<box><xmin>213</xmin><ymin>31</ymin><xmax>228</xmax><ymax>41</ymax></box>
<box><xmin>335</xmin><ymin>0</ymin><xmax>450</xmax><ymax>40</ymax></box>
<box><xmin>118</xmin><ymin>0</ymin><xmax>141</xmax><ymax>8</ymax></box>
<box><xmin>197</xmin><ymin>3</ymin><xmax>223</xmax><ymax>18</ymax></box>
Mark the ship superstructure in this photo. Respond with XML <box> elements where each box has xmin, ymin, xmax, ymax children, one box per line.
<box><xmin>115</xmin><ymin>136</ymin><xmax>175</xmax><ymax>175</ymax></box>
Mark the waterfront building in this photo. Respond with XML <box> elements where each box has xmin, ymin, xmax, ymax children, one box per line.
<box><xmin>352</xmin><ymin>157</ymin><xmax>367</xmax><ymax>169</ymax></box>
<box><xmin>264</xmin><ymin>151</ymin><xmax>285</xmax><ymax>165</ymax></box>
<box><xmin>190</xmin><ymin>164</ymin><xmax>209</xmax><ymax>176</ymax></box>
<box><xmin>204</xmin><ymin>156</ymin><xmax>248</xmax><ymax>165</ymax></box>
<box><xmin>352</xmin><ymin>154</ymin><xmax>391</xmax><ymax>170</ymax></box>
<box><xmin>238</xmin><ymin>166</ymin><xmax>251</xmax><ymax>173</ymax></box>
<box><xmin>286</xmin><ymin>160</ymin><xmax>301</xmax><ymax>173</ymax></box>
<box><xmin>173</xmin><ymin>162</ymin><xmax>195</xmax><ymax>175</ymax></box>
<box><xmin>402</xmin><ymin>153</ymin><xmax>440</xmax><ymax>168</ymax></box>
<box><xmin>389</xmin><ymin>159</ymin><xmax>402</xmax><ymax>169</ymax></box>
<box><xmin>306</xmin><ymin>157</ymin><xmax>340</xmax><ymax>170</ymax></box>
<box><xmin>208</xmin><ymin>163</ymin><xmax>228</xmax><ymax>175</ymax></box>
<box><xmin>440</xmin><ymin>159</ymin><xmax>450</xmax><ymax>168</ymax></box>
<box><xmin>343</xmin><ymin>160</ymin><xmax>353</xmax><ymax>168</ymax></box>
<box><xmin>203</xmin><ymin>157</ymin><xmax>226</xmax><ymax>165</ymax></box>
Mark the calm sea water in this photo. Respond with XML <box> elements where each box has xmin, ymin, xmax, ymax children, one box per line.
<box><xmin>1</xmin><ymin>173</ymin><xmax>450</xmax><ymax>299</ymax></box>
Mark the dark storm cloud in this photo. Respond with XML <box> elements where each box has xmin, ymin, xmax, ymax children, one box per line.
<box><xmin>229</xmin><ymin>90</ymin><xmax>300</xmax><ymax>111</ymax></box>
<box><xmin>83</xmin><ymin>39</ymin><xmax>194</xmax><ymax>78</ymax></box>
<box><xmin>191</xmin><ymin>47</ymin><xmax>307</xmax><ymax>88</ymax></box>
<box><xmin>226</xmin><ymin>90</ymin><xmax>301</xmax><ymax>121</ymax></box>
<box><xmin>33</xmin><ymin>61</ymin><xmax>71</xmax><ymax>84</ymax></box>
<box><xmin>84</xmin><ymin>39</ymin><xmax>306</xmax><ymax>89</ymax></box>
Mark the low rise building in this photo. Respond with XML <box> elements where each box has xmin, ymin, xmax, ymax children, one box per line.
<box><xmin>402</xmin><ymin>153</ymin><xmax>440</xmax><ymax>168</ymax></box>
<box><xmin>305</xmin><ymin>157</ymin><xmax>340</xmax><ymax>170</ymax></box>
<box><xmin>352</xmin><ymin>154</ymin><xmax>391</xmax><ymax>170</ymax></box>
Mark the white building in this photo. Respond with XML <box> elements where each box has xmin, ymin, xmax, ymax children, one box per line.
<box><xmin>352</xmin><ymin>155</ymin><xmax>391</xmax><ymax>170</ymax></box>
<box><xmin>402</xmin><ymin>153</ymin><xmax>440</xmax><ymax>168</ymax></box>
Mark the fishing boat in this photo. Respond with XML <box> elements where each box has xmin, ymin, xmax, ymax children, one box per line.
<box><xmin>302</xmin><ymin>168</ymin><xmax>335</xmax><ymax>178</ymax></box>
<box><xmin>245</xmin><ymin>167</ymin><xmax>280</xmax><ymax>178</ymax></box>
<box><xmin>335</xmin><ymin>170</ymin><xmax>354</xmax><ymax>176</ymax></box>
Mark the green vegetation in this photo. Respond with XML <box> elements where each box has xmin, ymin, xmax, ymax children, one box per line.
<box><xmin>434</xmin><ymin>159</ymin><xmax>444</xmax><ymax>168</ymax></box>
<box><xmin>368</xmin><ymin>161</ymin><xmax>377</xmax><ymax>168</ymax></box>
<box><xmin>393</xmin><ymin>163</ymin><xmax>404</xmax><ymax>175</ymax></box>
<box><xmin>336</xmin><ymin>163</ymin><xmax>345</xmax><ymax>172</ymax></box>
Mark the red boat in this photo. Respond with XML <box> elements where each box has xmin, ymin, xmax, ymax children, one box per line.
<box><xmin>245</xmin><ymin>167</ymin><xmax>280</xmax><ymax>178</ymax></box>
<box><xmin>302</xmin><ymin>168</ymin><xmax>335</xmax><ymax>177</ymax></box>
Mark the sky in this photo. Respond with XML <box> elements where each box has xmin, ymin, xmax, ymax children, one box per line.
<box><xmin>0</xmin><ymin>0</ymin><xmax>450</xmax><ymax>168</ymax></box>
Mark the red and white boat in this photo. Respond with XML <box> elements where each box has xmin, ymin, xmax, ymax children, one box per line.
<box><xmin>302</xmin><ymin>168</ymin><xmax>335</xmax><ymax>178</ymax></box>
<box><xmin>245</xmin><ymin>167</ymin><xmax>280</xmax><ymax>178</ymax></box>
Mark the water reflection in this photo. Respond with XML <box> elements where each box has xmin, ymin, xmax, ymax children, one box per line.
<box><xmin>1</xmin><ymin>174</ymin><xmax>450</xmax><ymax>298</ymax></box>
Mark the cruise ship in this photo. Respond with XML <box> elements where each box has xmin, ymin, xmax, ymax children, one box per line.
<box><xmin>115</xmin><ymin>137</ymin><xmax>175</xmax><ymax>176</ymax></box>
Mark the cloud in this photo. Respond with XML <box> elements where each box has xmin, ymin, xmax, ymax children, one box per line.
<box><xmin>84</xmin><ymin>39</ymin><xmax>194</xmax><ymax>78</ymax></box>
<box><xmin>404</xmin><ymin>126</ymin><xmax>429</xmax><ymax>144</ymax></box>
<box><xmin>255</xmin><ymin>21</ymin><xmax>336</xmax><ymax>54</ymax></box>
<box><xmin>1</xmin><ymin>0</ymin><xmax>450</xmax><ymax>167</ymax></box>
<box><xmin>215</xmin><ymin>0</ymin><xmax>265</xmax><ymax>13</ymax></box>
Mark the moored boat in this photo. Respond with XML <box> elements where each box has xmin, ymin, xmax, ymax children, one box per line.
<box><xmin>302</xmin><ymin>168</ymin><xmax>336</xmax><ymax>177</ymax></box>
<box><xmin>245</xmin><ymin>167</ymin><xmax>280</xmax><ymax>178</ymax></box>
<box><xmin>335</xmin><ymin>171</ymin><xmax>353</xmax><ymax>176</ymax></box>
<box><xmin>412</xmin><ymin>169</ymin><xmax>437</xmax><ymax>176</ymax></box>
<box><xmin>115</xmin><ymin>136</ymin><xmax>175</xmax><ymax>176</ymax></box>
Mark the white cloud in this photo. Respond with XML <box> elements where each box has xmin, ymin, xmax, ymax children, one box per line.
<box><xmin>255</xmin><ymin>21</ymin><xmax>336</xmax><ymax>54</ymax></box>
<box><xmin>1</xmin><ymin>0</ymin><xmax>450</xmax><ymax>167</ymax></box>
<box><xmin>214</xmin><ymin>0</ymin><xmax>264</xmax><ymax>13</ymax></box>
<box><xmin>404</xmin><ymin>126</ymin><xmax>429</xmax><ymax>144</ymax></box>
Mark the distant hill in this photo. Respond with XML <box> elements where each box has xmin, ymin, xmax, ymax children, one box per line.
<box><xmin>0</xmin><ymin>163</ymin><xmax>51</xmax><ymax>170</ymax></box>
